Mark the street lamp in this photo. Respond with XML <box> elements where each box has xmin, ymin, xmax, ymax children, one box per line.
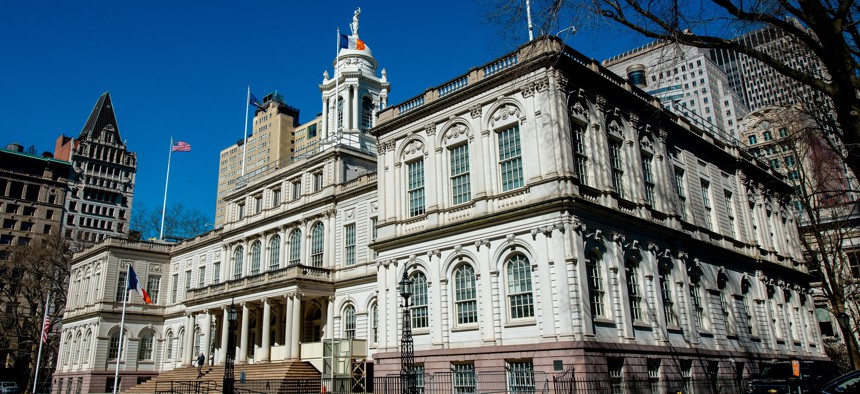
<box><xmin>836</xmin><ymin>312</ymin><xmax>855</xmax><ymax>368</ymax></box>
<box><xmin>399</xmin><ymin>269</ymin><xmax>415</xmax><ymax>394</ymax></box>
<box><xmin>223</xmin><ymin>301</ymin><xmax>238</xmax><ymax>394</ymax></box>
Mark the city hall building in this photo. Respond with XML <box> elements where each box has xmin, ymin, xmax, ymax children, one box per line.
<box><xmin>52</xmin><ymin>16</ymin><xmax>823</xmax><ymax>393</ymax></box>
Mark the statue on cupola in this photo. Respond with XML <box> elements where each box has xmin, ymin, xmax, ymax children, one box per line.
<box><xmin>319</xmin><ymin>7</ymin><xmax>389</xmax><ymax>154</ymax></box>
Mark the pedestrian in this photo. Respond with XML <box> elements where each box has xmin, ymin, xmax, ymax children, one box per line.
<box><xmin>196</xmin><ymin>352</ymin><xmax>205</xmax><ymax>378</ymax></box>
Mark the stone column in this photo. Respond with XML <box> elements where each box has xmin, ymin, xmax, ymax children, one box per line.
<box><xmin>202</xmin><ymin>311</ymin><xmax>212</xmax><ymax>360</ymax></box>
<box><xmin>322</xmin><ymin>97</ymin><xmax>329</xmax><ymax>140</ymax></box>
<box><xmin>239</xmin><ymin>303</ymin><xmax>249</xmax><ymax>363</ymax></box>
<box><xmin>182</xmin><ymin>314</ymin><xmax>194</xmax><ymax>366</ymax></box>
<box><xmin>326</xmin><ymin>296</ymin><xmax>335</xmax><ymax>339</ymax></box>
<box><xmin>260</xmin><ymin>299</ymin><xmax>271</xmax><ymax>362</ymax></box>
<box><xmin>219</xmin><ymin>308</ymin><xmax>229</xmax><ymax>364</ymax></box>
<box><xmin>284</xmin><ymin>295</ymin><xmax>293</xmax><ymax>359</ymax></box>
<box><xmin>290</xmin><ymin>294</ymin><xmax>301</xmax><ymax>359</ymax></box>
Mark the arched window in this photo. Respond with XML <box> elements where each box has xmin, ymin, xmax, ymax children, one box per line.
<box><xmin>177</xmin><ymin>329</ymin><xmax>185</xmax><ymax>360</ymax></box>
<box><xmin>498</xmin><ymin>125</ymin><xmax>524</xmax><ymax>191</ymax></box>
<box><xmin>343</xmin><ymin>305</ymin><xmax>356</xmax><ymax>339</ymax></box>
<box><xmin>72</xmin><ymin>332</ymin><xmax>81</xmax><ymax>364</ymax></box>
<box><xmin>370</xmin><ymin>303</ymin><xmax>378</xmax><ymax>343</ymax></box>
<box><xmin>310</xmin><ymin>223</ymin><xmax>325</xmax><ymax>267</ymax></box>
<box><xmin>454</xmin><ymin>264</ymin><xmax>478</xmax><ymax>325</ymax></box>
<box><xmin>411</xmin><ymin>272</ymin><xmax>428</xmax><ymax>328</ymax></box>
<box><xmin>165</xmin><ymin>331</ymin><xmax>174</xmax><ymax>361</ymax></box>
<box><xmin>233</xmin><ymin>247</ymin><xmax>244</xmax><ymax>280</ymax></box>
<box><xmin>690</xmin><ymin>282</ymin><xmax>707</xmax><ymax>330</ymax></box>
<box><xmin>81</xmin><ymin>330</ymin><xmax>92</xmax><ymax>365</ymax></box>
<box><xmin>63</xmin><ymin>333</ymin><xmax>73</xmax><ymax>365</ymax></box>
<box><xmin>289</xmin><ymin>230</ymin><xmax>302</xmax><ymax>266</ymax></box>
<box><xmin>108</xmin><ymin>331</ymin><xmax>122</xmax><ymax>360</ymax></box>
<box><xmin>250</xmin><ymin>241</ymin><xmax>262</xmax><ymax>275</ymax></box>
<box><xmin>506</xmin><ymin>255</ymin><xmax>534</xmax><ymax>319</ymax></box>
<box><xmin>269</xmin><ymin>235</ymin><xmax>281</xmax><ymax>271</ymax></box>
<box><xmin>193</xmin><ymin>327</ymin><xmax>202</xmax><ymax>356</ymax></box>
<box><xmin>337</xmin><ymin>97</ymin><xmax>344</xmax><ymax>130</ymax></box>
<box><xmin>361</xmin><ymin>96</ymin><xmax>374</xmax><ymax>129</ymax></box>
<box><xmin>721</xmin><ymin>289</ymin><xmax>736</xmax><ymax>336</ymax></box>
<box><xmin>608</xmin><ymin>138</ymin><xmax>625</xmax><ymax>198</ymax></box>
<box><xmin>138</xmin><ymin>331</ymin><xmax>154</xmax><ymax>360</ymax></box>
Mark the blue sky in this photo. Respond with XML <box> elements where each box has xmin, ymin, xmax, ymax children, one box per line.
<box><xmin>0</xmin><ymin>1</ymin><xmax>646</xmax><ymax>226</ymax></box>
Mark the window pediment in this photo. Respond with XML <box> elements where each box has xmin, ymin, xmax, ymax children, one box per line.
<box><xmin>399</xmin><ymin>138</ymin><xmax>426</xmax><ymax>162</ymax></box>
<box><xmin>442</xmin><ymin>123</ymin><xmax>471</xmax><ymax>146</ymax></box>
<box><xmin>490</xmin><ymin>103</ymin><xmax>523</xmax><ymax>129</ymax></box>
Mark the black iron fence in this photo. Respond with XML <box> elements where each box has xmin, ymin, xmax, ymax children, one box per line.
<box><xmin>148</xmin><ymin>374</ymin><xmax>745</xmax><ymax>394</ymax></box>
<box><xmin>153</xmin><ymin>378</ymin><xmax>320</xmax><ymax>394</ymax></box>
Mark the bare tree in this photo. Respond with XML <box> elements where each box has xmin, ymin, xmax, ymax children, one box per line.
<box><xmin>744</xmin><ymin>103</ymin><xmax>860</xmax><ymax>368</ymax></box>
<box><xmin>130</xmin><ymin>202</ymin><xmax>210</xmax><ymax>241</ymax></box>
<box><xmin>0</xmin><ymin>232</ymin><xmax>73</xmax><ymax>392</ymax></box>
<box><xmin>503</xmin><ymin>0</ymin><xmax>860</xmax><ymax>186</ymax></box>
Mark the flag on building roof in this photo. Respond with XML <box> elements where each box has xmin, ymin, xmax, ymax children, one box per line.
<box><xmin>127</xmin><ymin>266</ymin><xmax>152</xmax><ymax>304</ymax></box>
<box><xmin>172</xmin><ymin>140</ymin><xmax>191</xmax><ymax>152</ymax></box>
<box><xmin>41</xmin><ymin>317</ymin><xmax>50</xmax><ymax>343</ymax></box>
<box><xmin>250</xmin><ymin>92</ymin><xmax>263</xmax><ymax>109</ymax></box>
<box><xmin>339</xmin><ymin>34</ymin><xmax>366</xmax><ymax>51</ymax></box>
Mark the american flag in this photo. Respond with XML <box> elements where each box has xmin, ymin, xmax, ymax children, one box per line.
<box><xmin>41</xmin><ymin>317</ymin><xmax>50</xmax><ymax>343</ymax></box>
<box><xmin>172</xmin><ymin>141</ymin><xmax>191</xmax><ymax>152</ymax></box>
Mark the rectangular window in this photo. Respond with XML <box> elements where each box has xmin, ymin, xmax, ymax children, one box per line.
<box><xmin>450</xmin><ymin>144</ymin><xmax>471</xmax><ymax>205</ymax></box>
<box><xmin>370</xmin><ymin>217</ymin><xmax>377</xmax><ymax>242</ymax></box>
<box><xmin>213</xmin><ymin>262</ymin><xmax>221</xmax><ymax>284</ymax></box>
<box><xmin>146</xmin><ymin>275</ymin><xmax>161</xmax><ymax>305</ymax></box>
<box><xmin>660</xmin><ymin>274</ymin><xmax>676</xmax><ymax>326</ymax></box>
<box><xmin>344</xmin><ymin>224</ymin><xmax>356</xmax><ymax>266</ymax></box>
<box><xmin>170</xmin><ymin>273</ymin><xmax>178</xmax><ymax>303</ymax></box>
<box><xmin>722</xmin><ymin>291</ymin><xmax>736</xmax><ymax>335</ymax></box>
<box><xmin>272</xmin><ymin>189</ymin><xmax>281</xmax><ymax>206</ymax></box>
<box><xmin>609</xmin><ymin>140</ymin><xmax>624</xmax><ymax>198</ymax></box>
<box><xmin>642</xmin><ymin>156</ymin><xmax>654</xmax><ymax>206</ymax></box>
<box><xmin>184</xmin><ymin>270</ymin><xmax>191</xmax><ymax>299</ymax></box>
<box><xmin>572</xmin><ymin>124</ymin><xmax>588</xmax><ymax>185</ymax></box>
<box><xmin>255</xmin><ymin>196</ymin><xmax>262</xmax><ymax>213</ymax></box>
<box><xmin>498</xmin><ymin>125</ymin><xmax>524</xmax><ymax>191</ymax></box>
<box><xmin>407</xmin><ymin>160</ymin><xmax>426</xmax><ymax>217</ymax></box>
<box><xmin>681</xmin><ymin>360</ymin><xmax>693</xmax><ymax>394</ymax></box>
<box><xmin>627</xmin><ymin>266</ymin><xmax>643</xmax><ymax>321</ymax></box>
<box><xmin>115</xmin><ymin>272</ymin><xmax>127</xmax><ymax>302</ymax></box>
<box><xmin>508</xmin><ymin>361</ymin><xmax>535</xmax><ymax>393</ymax></box>
<box><xmin>674</xmin><ymin>168</ymin><xmax>688</xmax><ymax>221</ymax></box>
<box><xmin>453</xmin><ymin>364</ymin><xmax>476</xmax><ymax>394</ymax></box>
<box><xmin>849</xmin><ymin>252</ymin><xmax>860</xmax><ymax>278</ymax></box>
<box><xmin>414</xmin><ymin>365</ymin><xmax>426</xmax><ymax>394</ymax></box>
<box><xmin>291</xmin><ymin>180</ymin><xmax>301</xmax><ymax>200</ymax></box>
<box><xmin>587</xmin><ymin>260</ymin><xmax>605</xmax><ymax>317</ymax></box>
<box><xmin>237</xmin><ymin>204</ymin><xmax>245</xmax><ymax>220</ymax></box>
<box><xmin>647</xmin><ymin>359</ymin><xmax>661</xmax><ymax>394</ymax></box>
<box><xmin>724</xmin><ymin>190</ymin><xmax>736</xmax><ymax>237</ymax></box>
<box><xmin>313</xmin><ymin>172</ymin><xmax>323</xmax><ymax>192</ymax></box>
<box><xmin>197</xmin><ymin>266</ymin><xmax>205</xmax><ymax>288</ymax></box>
<box><xmin>691</xmin><ymin>283</ymin><xmax>705</xmax><ymax>329</ymax></box>
<box><xmin>608</xmin><ymin>358</ymin><xmax>624</xmax><ymax>394</ymax></box>
<box><xmin>701</xmin><ymin>179</ymin><xmax>713</xmax><ymax>230</ymax></box>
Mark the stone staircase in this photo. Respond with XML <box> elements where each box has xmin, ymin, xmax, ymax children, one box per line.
<box><xmin>122</xmin><ymin>361</ymin><xmax>321</xmax><ymax>393</ymax></box>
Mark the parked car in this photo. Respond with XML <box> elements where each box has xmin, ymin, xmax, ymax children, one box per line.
<box><xmin>746</xmin><ymin>360</ymin><xmax>839</xmax><ymax>394</ymax></box>
<box><xmin>819</xmin><ymin>370</ymin><xmax>860</xmax><ymax>394</ymax></box>
<box><xmin>0</xmin><ymin>381</ymin><xmax>19</xmax><ymax>394</ymax></box>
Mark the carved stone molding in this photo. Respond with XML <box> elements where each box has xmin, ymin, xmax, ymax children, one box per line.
<box><xmin>470</xmin><ymin>104</ymin><xmax>482</xmax><ymax>119</ymax></box>
<box><xmin>424</xmin><ymin>122</ymin><xmax>437</xmax><ymax>136</ymax></box>
<box><xmin>490</xmin><ymin>104</ymin><xmax>522</xmax><ymax>128</ymax></box>
<box><xmin>474</xmin><ymin>239</ymin><xmax>490</xmax><ymax>250</ymax></box>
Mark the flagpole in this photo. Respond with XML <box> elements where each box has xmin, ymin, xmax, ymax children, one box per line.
<box><xmin>241</xmin><ymin>85</ymin><xmax>250</xmax><ymax>176</ymax></box>
<box><xmin>334</xmin><ymin>28</ymin><xmax>340</xmax><ymax>141</ymax></box>
<box><xmin>32</xmin><ymin>291</ymin><xmax>51</xmax><ymax>393</ymax></box>
<box><xmin>159</xmin><ymin>137</ymin><xmax>173</xmax><ymax>240</ymax></box>
<box><xmin>113</xmin><ymin>266</ymin><xmax>130</xmax><ymax>394</ymax></box>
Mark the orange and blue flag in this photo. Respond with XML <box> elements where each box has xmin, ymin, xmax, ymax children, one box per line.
<box><xmin>339</xmin><ymin>34</ymin><xmax>366</xmax><ymax>51</ymax></box>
